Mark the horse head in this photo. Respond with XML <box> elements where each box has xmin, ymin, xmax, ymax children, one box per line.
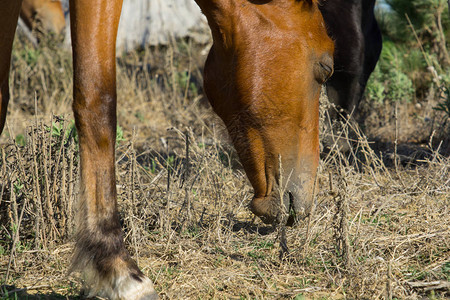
<box><xmin>196</xmin><ymin>0</ymin><xmax>334</xmax><ymax>224</ymax></box>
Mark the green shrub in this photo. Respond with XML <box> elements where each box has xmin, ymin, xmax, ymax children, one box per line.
<box><xmin>366</xmin><ymin>42</ymin><xmax>414</xmax><ymax>103</ymax></box>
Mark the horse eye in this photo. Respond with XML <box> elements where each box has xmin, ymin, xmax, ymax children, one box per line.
<box><xmin>314</xmin><ymin>60</ymin><xmax>334</xmax><ymax>84</ymax></box>
<box><xmin>320</xmin><ymin>62</ymin><xmax>333</xmax><ymax>76</ymax></box>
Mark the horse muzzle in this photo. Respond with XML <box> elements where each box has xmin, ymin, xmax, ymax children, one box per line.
<box><xmin>249</xmin><ymin>167</ymin><xmax>317</xmax><ymax>225</ymax></box>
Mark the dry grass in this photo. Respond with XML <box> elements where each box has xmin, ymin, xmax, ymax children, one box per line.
<box><xmin>0</xmin><ymin>34</ymin><xmax>449</xmax><ymax>299</ymax></box>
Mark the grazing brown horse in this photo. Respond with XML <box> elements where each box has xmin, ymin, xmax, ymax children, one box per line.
<box><xmin>20</xmin><ymin>0</ymin><xmax>65</xmax><ymax>36</ymax></box>
<box><xmin>0</xmin><ymin>0</ymin><xmax>333</xmax><ymax>298</ymax></box>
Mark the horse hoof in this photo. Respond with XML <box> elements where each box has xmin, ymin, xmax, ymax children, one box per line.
<box><xmin>116</xmin><ymin>275</ymin><xmax>158</xmax><ymax>300</ymax></box>
<box><xmin>82</xmin><ymin>272</ymin><xmax>158</xmax><ymax>300</ymax></box>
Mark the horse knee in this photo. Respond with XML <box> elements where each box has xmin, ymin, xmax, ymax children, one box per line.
<box><xmin>73</xmin><ymin>88</ymin><xmax>117</xmax><ymax>146</ymax></box>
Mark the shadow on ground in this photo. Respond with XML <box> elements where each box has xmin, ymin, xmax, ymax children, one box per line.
<box><xmin>1</xmin><ymin>285</ymin><xmax>80</xmax><ymax>300</ymax></box>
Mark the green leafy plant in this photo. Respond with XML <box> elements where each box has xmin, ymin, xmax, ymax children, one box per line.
<box><xmin>366</xmin><ymin>42</ymin><xmax>414</xmax><ymax>103</ymax></box>
<box><xmin>14</xmin><ymin>134</ymin><xmax>25</xmax><ymax>147</ymax></box>
<box><xmin>116</xmin><ymin>125</ymin><xmax>125</xmax><ymax>145</ymax></box>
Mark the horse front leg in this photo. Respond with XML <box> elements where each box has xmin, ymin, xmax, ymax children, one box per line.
<box><xmin>0</xmin><ymin>1</ymin><xmax>23</xmax><ymax>135</ymax></box>
<box><xmin>69</xmin><ymin>0</ymin><xmax>157</xmax><ymax>298</ymax></box>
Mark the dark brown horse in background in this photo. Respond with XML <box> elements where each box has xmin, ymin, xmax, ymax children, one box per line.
<box><xmin>1</xmin><ymin>0</ymin><xmax>334</xmax><ymax>298</ymax></box>
<box><xmin>321</xmin><ymin>0</ymin><xmax>382</xmax><ymax>120</ymax></box>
